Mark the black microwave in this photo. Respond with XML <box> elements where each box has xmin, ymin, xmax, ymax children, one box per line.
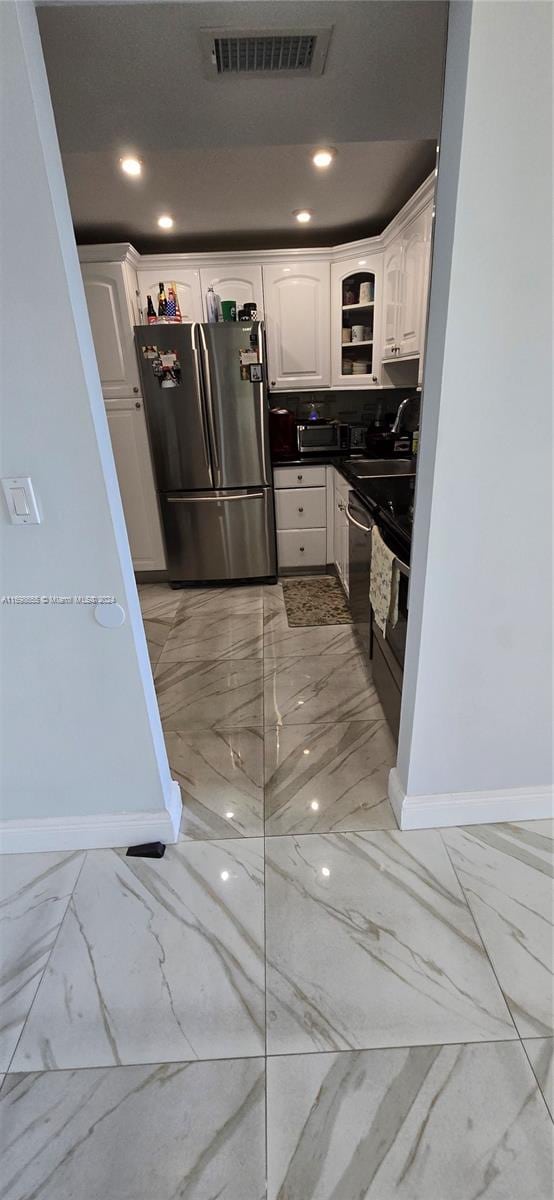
<box><xmin>296</xmin><ymin>422</ymin><xmax>350</xmax><ymax>454</ymax></box>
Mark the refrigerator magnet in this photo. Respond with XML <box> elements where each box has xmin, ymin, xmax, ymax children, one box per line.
<box><xmin>249</xmin><ymin>363</ymin><xmax>263</xmax><ymax>383</ymax></box>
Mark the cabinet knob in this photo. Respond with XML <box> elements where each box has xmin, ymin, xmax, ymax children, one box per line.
<box><xmin>135</xmin><ymin>401</ymin><xmax>141</xmax><ymax>409</ymax></box>
<box><xmin>297</xmin><ymin>474</ymin><xmax>303</xmax><ymax>480</ymax></box>
<box><xmin>271</xmin><ymin>381</ymin><xmax>276</xmax><ymax>387</ymax></box>
<box><xmin>299</xmin><ymin>546</ymin><xmax>305</xmax><ymax>552</ymax></box>
<box><xmin>133</xmin><ymin>386</ymin><xmax>139</xmax><ymax>394</ymax></box>
<box><xmin>298</xmin><ymin>506</ymin><xmax>304</xmax><ymax>513</ymax></box>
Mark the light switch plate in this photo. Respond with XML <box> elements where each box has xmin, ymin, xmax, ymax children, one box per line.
<box><xmin>1</xmin><ymin>477</ymin><xmax>41</xmax><ymax>524</ymax></box>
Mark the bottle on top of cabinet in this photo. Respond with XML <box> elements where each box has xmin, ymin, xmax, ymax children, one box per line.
<box><xmin>206</xmin><ymin>286</ymin><xmax>223</xmax><ymax>323</ymax></box>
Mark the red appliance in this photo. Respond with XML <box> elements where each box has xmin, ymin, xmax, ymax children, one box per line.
<box><xmin>269</xmin><ymin>407</ymin><xmax>297</xmax><ymax>460</ymax></box>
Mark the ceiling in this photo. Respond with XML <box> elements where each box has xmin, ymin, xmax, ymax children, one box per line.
<box><xmin>37</xmin><ymin>0</ymin><xmax>447</xmax><ymax>251</ymax></box>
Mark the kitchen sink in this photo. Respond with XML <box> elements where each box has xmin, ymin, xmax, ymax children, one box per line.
<box><xmin>349</xmin><ymin>458</ymin><xmax>416</xmax><ymax>478</ymax></box>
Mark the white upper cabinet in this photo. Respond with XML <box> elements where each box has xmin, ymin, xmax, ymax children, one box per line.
<box><xmin>199</xmin><ymin>264</ymin><xmax>264</xmax><ymax>319</ymax></box>
<box><xmin>80</xmin><ymin>261</ymin><xmax>141</xmax><ymax>400</ymax></box>
<box><xmin>382</xmin><ymin>199</ymin><xmax>433</xmax><ymax>363</ymax></box>
<box><xmin>331</xmin><ymin>254</ymin><xmax>382</xmax><ymax>387</ymax></box>
<box><xmin>398</xmin><ymin>205</ymin><xmax>432</xmax><ymax>357</ymax></box>
<box><xmin>105</xmin><ymin>397</ymin><xmax>166</xmax><ymax>572</ymax></box>
<box><xmin>263</xmin><ymin>262</ymin><xmax>330</xmax><ymax>390</ymax></box>
<box><xmin>137</xmin><ymin>269</ymin><xmax>203</xmax><ymax>324</ymax></box>
<box><xmin>383</xmin><ymin>242</ymin><xmax>403</xmax><ymax>356</ymax></box>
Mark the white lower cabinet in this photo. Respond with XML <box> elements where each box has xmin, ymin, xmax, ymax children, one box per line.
<box><xmin>105</xmin><ymin>398</ymin><xmax>166</xmax><ymax>571</ymax></box>
<box><xmin>272</xmin><ymin>465</ymin><xmax>326</xmax><ymax>489</ymax></box>
<box><xmin>333</xmin><ymin>470</ymin><xmax>350</xmax><ymax>595</ymax></box>
<box><xmin>277</xmin><ymin>529</ymin><xmax>327</xmax><ymax>569</ymax></box>
<box><xmin>273</xmin><ymin>465</ymin><xmax>327</xmax><ymax>570</ymax></box>
<box><xmin>275</xmin><ymin>487</ymin><xmax>326</xmax><ymax>530</ymax></box>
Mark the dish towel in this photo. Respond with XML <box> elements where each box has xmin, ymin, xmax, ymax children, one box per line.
<box><xmin>370</xmin><ymin>525</ymin><xmax>399</xmax><ymax>635</ymax></box>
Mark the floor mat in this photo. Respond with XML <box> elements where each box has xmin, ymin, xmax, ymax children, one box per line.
<box><xmin>281</xmin><ymin>576</ymin><xmax>352</xmax><ymax>626</ymax></box>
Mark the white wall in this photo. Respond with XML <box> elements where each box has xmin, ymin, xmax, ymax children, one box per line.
<box><xmin>393</xmin><ymin>0</ymin><xmax>553</xmax><ymax>826</ymax></box>
<box><xmin>0</xmin><ymin>1</ymin><xmax>180</xmax><ymax>850</ymax></box>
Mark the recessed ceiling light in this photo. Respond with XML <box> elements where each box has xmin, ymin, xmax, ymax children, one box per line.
<box><xmin>310</xmin><ymin>800</ymin><xmax>319</xmax><ymax>811</ymax></box>
<box><xmin>120</xmin><ymin>157</ymin><xmax>142</xmax><ymax>177</ymax></box>
<box><xmin>321</xmin><ymin>866</ymin><xmax>330</xmax><ymax>877</ymax></box>
<box><xmin>157</xmin><ymin>215</ymin><xmax>174</xmax><ymax>230</ymax></box>
<box><xmin>220</xmin><ymin>870</ymin><xmax>230</xmax><ymax>882</ymax></box>
<box><xmin>312</xmin><ymin>148</ymin><xmax>336</xmax><ymax>169</ymax></box>
<box><xmin>294</xmin><ymin>209</ymin><xmax>313</xmax><ymax>224</ymax></box>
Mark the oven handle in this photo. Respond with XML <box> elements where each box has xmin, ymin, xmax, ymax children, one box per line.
<box><xmin>345</xmin><ymin>502</ymin><xmax>372</xmax><ymax>533</ymax></box>
<box><xmin>395</xmin><ymin>556</ymin><xmax>410</xmax><ymax>578</ymax></box>
<box><xmin>376</xmin><ymin>522</ymin><xmax>411</xmax><ymax>577</ymax></box>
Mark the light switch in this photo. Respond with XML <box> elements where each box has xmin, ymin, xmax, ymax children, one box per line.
<box><xmin>12</xmin><ymin>488</ymin><xmax>29</xmax><ymax>517</ymax></box>
<box><xmin>1</xmin><ymin>477</ymin><xmax>41</xmax><ymax>525</ymax></box>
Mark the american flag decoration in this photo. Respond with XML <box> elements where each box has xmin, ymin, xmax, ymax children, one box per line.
<box><xmin>165</xmin><ymin>286</ymin><xmax>176</xmax><ymax>320</ymax></box>
<box><xmin>166</xmin><ymin>282</ymin><xmax>182</xmax><ymax>323</ymax></box>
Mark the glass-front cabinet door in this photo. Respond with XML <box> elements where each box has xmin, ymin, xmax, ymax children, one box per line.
<box><xmin>331</xmin><ymin>255</ymin><xmax>383</xmax><ymax>387</ymax></box>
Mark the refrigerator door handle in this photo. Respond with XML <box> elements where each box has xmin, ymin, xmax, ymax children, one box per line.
<box><xmin>197</xmin><ymin>324</ymin><xmax>220</xmax><ymax>475</ymax></box>
<box><xmin>257</xmin><ymin>322</ymin><xmax>270</xmax><ymax>485</ymax></box>
<box><xmin>167</xmin><ymin>492</ymin><xmax>264</xmax><ymax>504</ymax></box>
<box><xmin>191</xmin><ymin>324</ymin><xmax>214</xmax><ymax>487</ymax></box>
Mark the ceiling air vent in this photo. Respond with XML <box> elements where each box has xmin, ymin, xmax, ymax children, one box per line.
<box><xmin>199</xmin><ymin>28</ymin><xmax>332</xmax><ymax>78</ymax></box>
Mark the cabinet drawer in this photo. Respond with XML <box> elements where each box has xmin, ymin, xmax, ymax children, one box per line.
<box><xmin>277</xmin><ymin>529</ymin><xmax>327</xmax><ymax>569</ymax></box>
<box><xmin>275</xmin><ymin>487</ymin><xmax>326</xmax><ymax>530</ymax></box>
<box><xmin>273</xmin><ymin>465</ymin><xmax>326</xmax><ymax>489</ymax></box>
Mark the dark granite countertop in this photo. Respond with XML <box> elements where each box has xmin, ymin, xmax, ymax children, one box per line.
<box><xmin>272</xmin><ymin>453</ymin><xmax>414</xmax><ymax>560</ymax></box>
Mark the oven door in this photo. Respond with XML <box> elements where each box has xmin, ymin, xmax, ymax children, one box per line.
<box><xmin>385</xmin><ymin>560</ymin><xmax>409</xmax><ymax>675</ymax></box>
<box><xmin>370</xmin><ymin>526</ymin><xmax>410</xmax><ymax>741</ymax></box>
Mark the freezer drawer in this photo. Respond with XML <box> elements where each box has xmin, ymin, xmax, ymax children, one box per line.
<box><xmin>161</xmin><ymin>488</ymin><xmax>276</xmax><ymax>584</ymax></box>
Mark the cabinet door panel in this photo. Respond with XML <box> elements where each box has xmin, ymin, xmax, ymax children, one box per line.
<box><xmin>264</xmin><ymin>262</ymin><xmax>330</xmax><ymax>389</ymax></box>
<box><xmin>81</xmin><ymin>262</ymin><xmax>140</xmax><ymax>399</ymax></box>
<box><xmin>137</xmin><ymin>269</ymin><xmax>203</xmax><ymax>324</ymax></box>
<box><xmin>199</xmin><ymin>265</ymin><xmax>263</xmax><ymax>318</ymax></box>
<box><xmin>398</xmin><ymin>209</ymin><xmax>429</xmax><ymax>357</ymax></box>
<box><xmin>106</xmin><ymin>399</ymin><xmax>166</xmax><ymax>571</ymax></box>
<box><xmin>382</xmin><ymin>244</ymin><xmax>402</xmax><ymax>354</ymax></box>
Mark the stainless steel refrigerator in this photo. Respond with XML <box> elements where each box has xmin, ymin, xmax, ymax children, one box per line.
<box><xmin>135</xmin><ymin>322</ymin><xmax>276</xmax><ymax>585</ymax></box>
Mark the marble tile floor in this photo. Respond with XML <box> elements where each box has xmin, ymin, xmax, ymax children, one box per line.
<box><xmin>0</xmin><ymin>581</ymin><xmax>552</xmax><ymax>1198</ymax></box>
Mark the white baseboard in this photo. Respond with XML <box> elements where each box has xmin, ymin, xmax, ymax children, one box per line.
<box><xmin>0</xmin><ymin>780</ymin><xmax>182</xmax><ymax>854</ymax></box>
<box><xmin>388</xmin><ymin>768</ymin><xmax>554</xmax><ymax>830</ymax></box>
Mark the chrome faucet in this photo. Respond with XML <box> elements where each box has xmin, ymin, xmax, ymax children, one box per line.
<box><xmin>392</xmin><ymin>394</ymin><xmax>420</xmax><ymax>435</ymax></box>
